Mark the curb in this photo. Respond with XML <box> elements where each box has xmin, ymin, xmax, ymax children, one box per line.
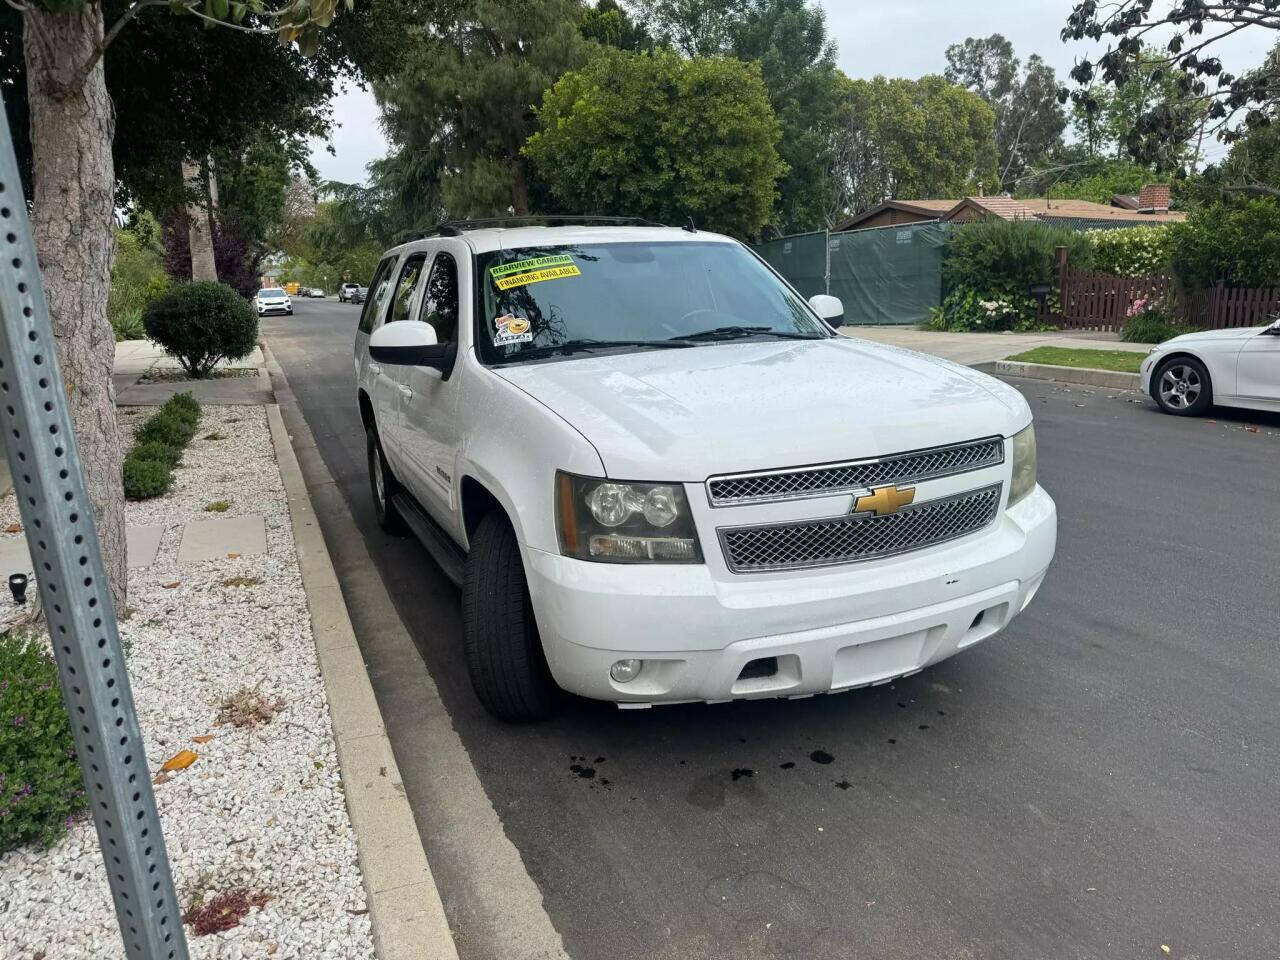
<box><xmin>266</xmin><ymin>402</ymin><xmax>460</xmax><ymax>960</ymax></box>
<box><xmin>982</xmin><ymin>359</ymin><xmax>1142</xmax><ymax>391</ymax></box>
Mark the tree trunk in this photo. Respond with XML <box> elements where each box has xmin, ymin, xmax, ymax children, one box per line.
<box><xmin>23</xmin><ymin>3</ymin><xmax>128</xmax><ymax>611</ymax></box>
<box><xmin>511</xmin><ymin>161</ymin><xmax>530</xmax><ymax>216</ymax></box>
<box><xmin>183</xmin><ymin>158</ymin><xmax>218</xmax><ymax>282</ymax></box>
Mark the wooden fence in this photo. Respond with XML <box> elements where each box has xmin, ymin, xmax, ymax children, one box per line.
<box><xmin>1044</xmin><ymin>248</ymin><xmax>1280</xmax><ymax>333</ymax></box>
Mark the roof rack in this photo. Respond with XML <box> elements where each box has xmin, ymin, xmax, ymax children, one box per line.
<box><xmin>430</xmin><ymin>215</ymin><xmax>669</xmax><ymax>237</ymax></box>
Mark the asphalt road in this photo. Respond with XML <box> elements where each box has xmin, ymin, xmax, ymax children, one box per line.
<box><xmin>263</xmin><ymin>298</ymin><xmax>1280</xmax><ymax>960</ymax></box>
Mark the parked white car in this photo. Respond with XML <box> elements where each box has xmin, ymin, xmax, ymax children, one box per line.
<box><xmin>338</xmin><ymin>282</ymin><xmax>361</xmax><ymax>303</ymax></box>
<box><xmin>1140</xmin><ymin>318</ymin><xmax>1280</xmax><ymax>416</ymax></box>
<box><xmin>353</xmin><ymin>223</ymin><xmax>1057</xmax><ymax>720</ymax></box>
<box><xmin>255</xmin><ymin>287</ymin><xmax>292</xmax><ymax>316</ymax></box>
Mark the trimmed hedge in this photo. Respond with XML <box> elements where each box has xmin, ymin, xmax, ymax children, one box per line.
<box><xmin>143</xmin><ymin>281</ymin><xmax>258</xmax><ymax>378</ymax></box>
<box><xmin>0</xmin><ymin>631</ymin><xmax>86</xmax><ymax>852</ymax></box>
<box><xmin>122</xmin><ymin>393</ymin><xmax>201</xmax><ymax>500</ymax></box>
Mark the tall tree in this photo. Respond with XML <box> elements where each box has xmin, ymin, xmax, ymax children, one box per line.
<box><xmin>830</xmin><ymin>75</ymin><xmax>998</xmax><ymax>215</ymax></box>
<box><xmin>525</xmin><ymin>48</ymin><xmax>784</xmax><ymax>236</ymax></box>
<box><xmin>632</xmin><ymin>0</ymin><xmax>743</xmax><ymax>55</ymax></box>
<box><xmin>1062</xmin><ymin>0</ymin><xmax>1279</xmax><ymax>153</ymax></box>
<box><xmin>581</xmin><ymin>0</ymin><xmax>651</xmax><ymax>49</ymax></box>
<box><xmin>944</xmin><ymin>34</ymin><xmax>1066</xmax><ymax>189</ymax></box>
<box><xmin>375</xmin><ymin>0</ymin><xmax>589</xmax><ymax>218</ymax></box>
<box><xmin>8</xmin><ymin>0</ymin><xmax>346</xmax><ymax>609</ymax></box>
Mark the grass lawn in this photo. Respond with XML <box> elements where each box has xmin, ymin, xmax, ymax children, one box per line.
<box><xmin>1005</xmin><ymin>346</ymin><xmax>1144</xmax><ymax>374</ymax></box>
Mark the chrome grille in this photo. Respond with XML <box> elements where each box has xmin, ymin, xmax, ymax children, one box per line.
<box><xmin>718</xmin><ymin>484</ymin><xmax>1002</xmax><ymax>573</ymax></box>
<box><xmin>706</xmin><ymin>437</ymin><xmax>1004</xmax><ymax>506</ymax></box>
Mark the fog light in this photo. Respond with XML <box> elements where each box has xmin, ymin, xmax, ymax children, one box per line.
<box><xmin>609</xmin><ymin>659</ymin><xmax>643</xmax><ymax>683</ymax></box>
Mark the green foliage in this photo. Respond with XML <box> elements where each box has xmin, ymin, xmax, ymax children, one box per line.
<box><xmin>143</xmin><ymin>281</ymin><xmax>258</xmax><ymax>378</ymax></box>
<box><xmin>525</xmin><ymin>48</ymin><xmax>785</xmax><ymax>238</ymax></box>
<box><xmin>582</xmin><ymin>0</ymin><xmax>651</xmax><ymax>50</ymax></box>
<box><xmin>945</xmin><ymin>218</ymin><xmax>1093</xmax><ymax>296</ymax></box>
<box><xmin>123</xmin><ymin>395</ymin><xmax>202</xmax><ymax>500</ymax></box>
<box><xmin>108</xmin><ymin>216</ymin><xmax>170</xmax><ymax>341</ymax></box>
<box><xmin>1168</xmin><ymin>198</ymin><xmax>1280</xmax><ymax>288</ymax></box>
<box><xmin>0</xmin><ymin>631</ymin><xmax>86</xmax><ymax>853</ymax></box>
<box><xmin>927</xmin><ymin>287</ymin><xmax>1045</xmax><ymax>332</ymax></box>
<box><xmin>129</xmin><ymin>440</ymin><xmax>183</xmax><ymax>469</ymax></box>
<box><xmin>1088</xmin><ymin>225</ymin><xmax>1173</xmax><ymax>276</ymax></box>
<box><xmin>122</xmin><ymin>455</ymin><xmax>174</xmax><ymax>500</ymax></box>
<box><xmin>832</xmin><ymin>75</ymin><xmax>999</xmax><ymax>215</ymax></box>
<box><xmin>1006</xmin><ymin>346</ymin><xmax>1145</xmax><ymax>372</ymax></box>
<box><xmin>1026</xmin><ymin>155</ymin><xmax>1162</xmax><ymax>206</ymax></box>
<box><xmin>944</xmin><ymin>34</ymin><xmax>1066</xmax><ymax>188</ymax></box>
<box><xmin>1122</xmin><ymin>311</ymin><xmax>1191</xmax><ymax>344</ymax></box>
<box><xmin>375</xmin><ymin>0</ymin><xmax>590</xmax><ymax>217</ymax></box>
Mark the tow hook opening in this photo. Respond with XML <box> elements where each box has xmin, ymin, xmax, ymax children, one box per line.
<box><xmin>737</xmin><ymin>657</ymin><xmax>779</xmax><ymax>682</ymax></box>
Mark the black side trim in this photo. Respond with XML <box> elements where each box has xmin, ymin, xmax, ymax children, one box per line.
<box><xmin>392</xmin><ymin>492</ymin><xmax>467</xmax><ymax>587</ymax></box>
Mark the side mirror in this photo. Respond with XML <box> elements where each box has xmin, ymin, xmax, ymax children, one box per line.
<box><xmin>808</xmin><ymin>294</ymin><xmax>845</xmax><ymax>328</ymax></box>
<box><xmin>369</xmin><ymin>320</ymin><xmax>450</xmax><ymax>368</ymax></box>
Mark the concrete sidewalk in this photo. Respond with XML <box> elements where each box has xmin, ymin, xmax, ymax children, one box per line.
<box><xmin>114</xmin><ymin>339</ymin><xmax>273</xmax><ymax>406</ymax></box>
<box><xmin>839</xmin><ymin>326</ymin><xmax>1148</xmax><ymax>366</ymax></box>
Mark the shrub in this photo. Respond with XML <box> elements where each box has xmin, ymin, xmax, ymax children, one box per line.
<box><xmin>143</xmin><ymin>281</ymin><xmax>258</xmax><ymax>378</ymax></box>
<box><xmin>110</xmin><ymin>306</ymin><xmax>147</xmax><ymax>342</ymax></box>
<box><xmin>1088</xmin><ymin>226</ymin><xmax>1173</xmax><ymax>277</ymax></box>
<box><xmin>166</xmin><ymin>392</ymin><xmax>201</xmax><ymax>427</ymax></box>
<box><xmin>927</xmin><ymin>287</ymin><xmax>1049</xmax><ymax>332</ymax></box>
<box><xmin>130</xmin><ymin>439</ymin><xmax>182</xmax><ymax>468</ymax></box>
<box><xmin>135</xmin><ymin>410</ymin><xmax>196</xmax><ymax>449</ymax></box>
<box><xmin>108</xmin><ymin>218</ymin><xmax>170</xmax><ymax>340</ymax></box>
<box><xmin>1121</xmin><ymin>297</ymin><xmax>1191</xmax><ymax>343</ymax></box>
<box><xmin>0</xmin><ymin>631</ymin><xmax>86</xmax><ymax>853</ymax></box>
<box><xmin>1168</xmin><ymin>197</ymin><xmax>1280</xmax><ymax>289</ymax></box>
<box><xmin>123</xmin><ymin>455</ymin><xmax>173</xmax><ymax>499</ymax></box>
<box><xmin>944</xmin><ymin>218</ymin><xmax>1094</xmax><ymax>299</ymax></box>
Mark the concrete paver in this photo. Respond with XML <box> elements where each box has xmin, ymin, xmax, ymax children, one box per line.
<box><xmin>114</xmin><ymin>340</ymin><xmax>264</xmax><ymax>375</ymax></box>
<box><xmin>840</xmin><ymin>325</ymin><xmax>1149</xmax><ymax>366</ymax></box>
<box><xmin>176</xmin><ymin>514</ymin><xmax>266</xmax><ymax>563</ymax></box>
<box><xmin>126</xmin><ymin>523</ymin><xmax>164</xmax><ymax>567</ymax></box>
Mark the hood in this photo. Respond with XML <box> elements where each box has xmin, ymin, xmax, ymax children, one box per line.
<box><xmin>493</xmin><ymin>337</ymin><xmax>1029</xmax><ymax>480</ymax></box>
<box><xmin>1163</xmin><ymin>326</ymin><xmax>1266</xmax><ymax>346</ymax></box>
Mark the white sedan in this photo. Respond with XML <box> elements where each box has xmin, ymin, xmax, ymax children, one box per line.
<box><xmin>1140</xmin><ymin>317</ymin><xmax>1280</xmax><ymax>416</ymax></box>
<box><xmin>254</xmin><ymin>287</ymin><xmax>292</xmax><ymax>316</ymax></box>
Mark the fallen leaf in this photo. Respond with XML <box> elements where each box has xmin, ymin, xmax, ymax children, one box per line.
<box><xmin>192</xmin><ymin>734</ymin><xmax>215</xmax><ymax>744</ymax></box>
<box><xmin>266</xmin><ymin>945</ymin><xmax>277</xmax><ymax>956</ymax></box>
<box><xmin>226</xmin><ymin>552</ymin><xmax>241</xmax><ymax>559</ymax></box>
<box><xmin>1244</xmin><ymin>425</ymin><xmax>1258</xmax><ymax>433</ymax></box>
<box><xmin>1161</xmin><ymin>947</ymin><xmax>1170</xmax><ymax>955</ymax></box>
<box><xmin>161</xmin><ymin>749</ymin><xmax>198</xmax><ymax>772</ymax></box>
<box><xmin>346</xmin><ymin>908</ymin><xmax>369</xmax><ymax>916</ymax></box>
<box><xmin>162</xmin><ymin>581</ymin><xmax>181</xmax><ymax>589</ymax></box>
<box><xmin>4</xmin><ymin>523</ymin><xmax>21</xmax><ymax>534</ymax></box>
<box><xmin>153</xmin><ymin>773</ymin><xmax>170</xmax><ymax>785</ymax></box>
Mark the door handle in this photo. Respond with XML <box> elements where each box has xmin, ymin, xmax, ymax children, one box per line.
<box><xmin>397</xmin><ymin>384</ymin><xmax>413</xmax><ymax>399</ymax></box>
<box><xmin>368</xmin><ymin>362</ymin><xmax>382</xmax><ymax>376</ymax></box>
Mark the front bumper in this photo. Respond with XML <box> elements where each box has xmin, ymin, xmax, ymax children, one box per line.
<box><xmin>525</xmin><ymin>484</ymin><xmax>1056</xmax><ymax>705</ymax></box>
<box><xmin>1139</xmin><ymin>351</ymin><xmax>1159</xmax><ymax>394</ymax></box>
<box><xmin>257</xmin><ymin>302</ymin><xmax>291</xmax><ymax>315</ymax></box>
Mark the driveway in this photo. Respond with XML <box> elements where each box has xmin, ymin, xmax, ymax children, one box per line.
<box><xmin>263</xmin><ymin>300</ymin><xmax>1280</xmax><ymax>960</ymax></box>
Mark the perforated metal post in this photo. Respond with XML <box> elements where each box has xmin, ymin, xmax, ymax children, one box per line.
<box><xmin>0</xmin><ymin>100</ymin><xmax>189</xmax><ymax>959</ymax></box>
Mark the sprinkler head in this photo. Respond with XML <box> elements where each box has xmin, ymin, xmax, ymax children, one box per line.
<box><xmin>8</xmin><ymin>573</ymin><xmax>29</xmax><ymax>605</ymax></box>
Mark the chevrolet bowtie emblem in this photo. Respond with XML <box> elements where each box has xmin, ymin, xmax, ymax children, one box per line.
<box><xmin>853</xmin><ymin>484</ymin><xmax>916</xmax><ymax>517</ymax></box>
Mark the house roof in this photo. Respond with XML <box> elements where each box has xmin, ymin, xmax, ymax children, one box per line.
<box><xmin>836</xmin><ymin>195</ymin><xmax>1185</xmax><ymax>231</ymax></box>
<box><xmin>1111</xmin><ymin>193</ymin><xmax>1141</xmax><ymax>210</ymax></box>
<box><xmin>835</xmin><ymin>199</ymin><xmax>961</xmax><ymax>230</ymax></box>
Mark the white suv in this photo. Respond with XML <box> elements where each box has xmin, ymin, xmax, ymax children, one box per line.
<box><xmin>353</xmin><ymin>222</ymin><xmax>1056</xmax><ymax>721</ymax></box>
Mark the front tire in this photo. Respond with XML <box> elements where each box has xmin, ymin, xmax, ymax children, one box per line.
<box><xmin>1153</xmin><ymin>356</ymin><xmax>1212</xmax><ymax>416</ymax></box>
<box><xmin>462</xmin><ymin>511</ymin><xmax>561</xmax><ymax>722</ymax></box>
<box><xmin>366</xmin><ymin>421</ymin><xmax>406</xmax><ymax>534</ymax></box>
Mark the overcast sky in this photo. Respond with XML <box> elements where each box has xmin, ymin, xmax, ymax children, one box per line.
<box><xmin>308</xmin><ymin>0</ymin><xmax>1273</xmax><ymax>184</ymax></box>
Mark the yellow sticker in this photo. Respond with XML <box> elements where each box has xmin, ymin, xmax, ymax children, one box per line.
<box><xmin>494</xmin><ymin>314</ymin><xmax>533</xmax><ymax>347</ymax></box>
<box><xmin>494</xmin><ymin>263</ymin><xmax>581</xmax><ymax>290</ymax></box>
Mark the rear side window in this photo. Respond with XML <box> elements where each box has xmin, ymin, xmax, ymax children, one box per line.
<box><xmin>358</xmin><ymin>257</ymin><xmax>397</xmax><ymax>334</ymax></box>
<box><xmin>388</xmin><ymin>253</ymin><xmax>428</xmax><ymax>325</ymax></box>
<box><xmin>419</xmin><ymin>252</ymin><xmax>460</xmax><ymax>344</ymax></box>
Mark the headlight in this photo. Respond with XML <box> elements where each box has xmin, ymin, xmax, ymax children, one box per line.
<box><xmin>556</xmin><ymin>472</ymin><xmax>703</xmax><ymax>563</ymax></box>
<box><xmin>1009</xmin><ymin>423</ymin><xmax>1037</xmax><ymax>506</ymax></box>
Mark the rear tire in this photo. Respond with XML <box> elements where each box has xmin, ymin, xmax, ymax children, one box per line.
<box><xmin>1153</xmin><ymin>356</ymin><xmax>1212</xmax><ymax>416</ymax></box>
<box><xmin>366</xmin><ymin>421</ymin><xmax>406</xmax><ymax>534</ymax></box>
<box><xmin>462</xmin><ymin>511</ymin><xmax>561</xmax><ymax>722</ymax></box>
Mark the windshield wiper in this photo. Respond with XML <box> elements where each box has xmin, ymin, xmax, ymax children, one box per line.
<box><xmin>497</xmin><ymin>338</ymin><xmax>697</xmax><ymax>361</ymax></box>
<box><xmin>670</xmin><ymin>326</ymin><xmax>822</xmax><ymax>342</ymax></box>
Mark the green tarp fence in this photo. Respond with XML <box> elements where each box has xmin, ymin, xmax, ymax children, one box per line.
<box><xmin>755</xmin><ymin>222</ymin><xmax>951</xmax><ymax>326</ymax></box>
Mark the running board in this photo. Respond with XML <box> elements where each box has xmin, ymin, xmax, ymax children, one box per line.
<box><xmin>391</xmin><ymin>492</ymin><xmax>467</xmax><ymax>587</ymax></box>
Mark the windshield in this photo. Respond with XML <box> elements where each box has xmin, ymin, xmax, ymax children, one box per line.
<box><xmin>473</xmin><ymin>241</ymin><xmax>828</xmax><ymax>364</ymax></box>
<box><xmin>259</xmin><ymin>288</ymin><xmax>285</xmax><ymax>297</ymax></box>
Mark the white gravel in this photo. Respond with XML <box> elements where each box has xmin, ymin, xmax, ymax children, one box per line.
<box><xmin>0</xmin><ymin>405</ymin><xmax>375</xmax><ymax>959</ymax></box>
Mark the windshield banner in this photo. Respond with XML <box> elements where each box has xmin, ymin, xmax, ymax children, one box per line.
<box><xmin>490</xmin><ymin>254</ymin><xmax>581</xmax><ymax>290</ymax></box>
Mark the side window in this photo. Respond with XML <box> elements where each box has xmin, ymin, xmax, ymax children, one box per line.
<box><xmin>388</xmin><ymin>253</ymin><xmax>427</xmax><ymax>325</ymax></box>
<box><xmin>358</xmin><ymin>256</ymin><xmax>397</xmax><ymax>334</ymax></box>
<box><xmin>418</xmin><ymin>252</ymin><xmax>459</xmax><ymax>344</ymax></box>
